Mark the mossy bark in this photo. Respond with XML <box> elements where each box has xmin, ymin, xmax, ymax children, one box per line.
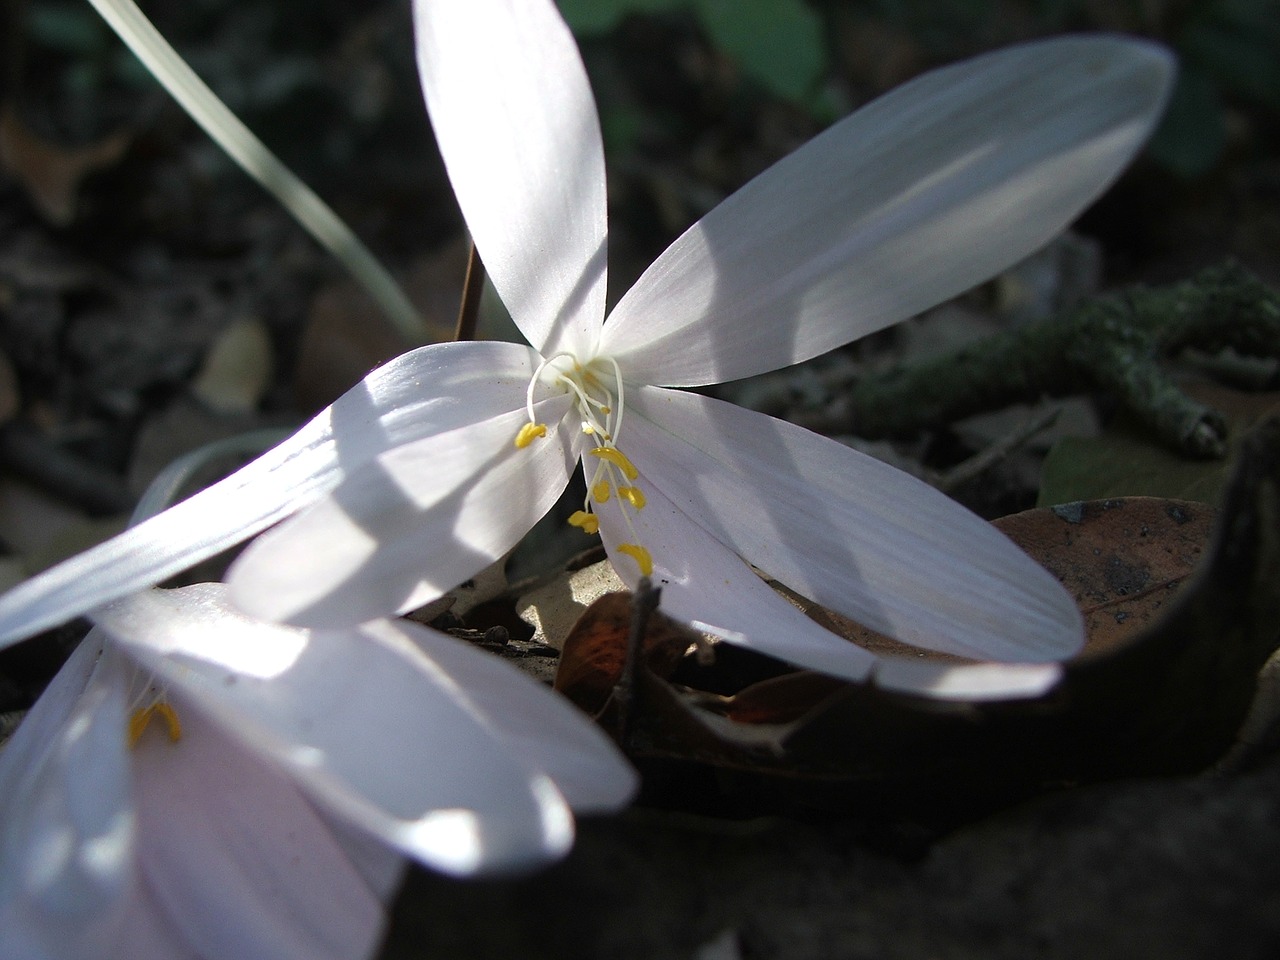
<box><xmin>827</xmin><ymin>262</ymin><xmax>1280</xmax><ymax>457</ymax></box>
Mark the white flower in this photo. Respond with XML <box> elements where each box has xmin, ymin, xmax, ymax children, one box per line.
<box><xmin>0</xmin><ymin>5</ymin><xmax>1173</xmax><ymax>701</ymax></box>
<box><xmin>0</xmin><ymin>584</ymin><xmax>636</xmax><ymax>959</ymax></box>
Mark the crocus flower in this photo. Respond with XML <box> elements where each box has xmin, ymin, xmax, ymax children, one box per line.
<box><xmin>0</xmin><ymin>4</ymin><xmax>1173</xmax><ymax>701</ymax></box>
<box><xmin>0</xmin><ymin>583</ymin><xmax>636</xmax><ymax>959</ymax></box>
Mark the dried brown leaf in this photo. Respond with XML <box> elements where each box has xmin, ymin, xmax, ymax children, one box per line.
<box><xmin>590</xmin><ymin>417</ymin><xmax>1280</xmax><ymax>822</ymax></box>
<box><xmin>0</xmin><ymin>106</ymin><xmax>129</xmax><ymax>226</ymax></box>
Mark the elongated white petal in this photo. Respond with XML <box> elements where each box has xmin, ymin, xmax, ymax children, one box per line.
<box><xmin>125</xmin><ymin>691</ymin><xmax>390</xmax><ymax>960</ymax></box>
<box><xmin>404</xmin><ymin>625</ymin><xmax>637</xmax><ymax>813</ymax></box>
<box><xmin>591</xmin><ymin>464</ymin><xmax>878</xmax><ymax>683</ymax></box>
<box><xmin>413</xmin><ymin>0</ymin><xmax>608</xmax><ymax>358</ymax></box>
<box><xmin>601</xmin><ymin>36</ymin><xmax>1174</xmax><ymax>386</ymax></box>
<box><xmin>229</xmin><ymin>396</ymin><xmax>579</xmax><ymax>627</ymax></box>
<box><xmin>0</xmin><ymin>638</ymin><xmax>136</xmax><ymax>960</ymax></box>
<box><xmin>0</xmin><ymin>340</ymin><xmax>538</xmax><ymax>649</ymax></box>
<box><xmin>623</xmin><ymin>387</ymin><xmax>1082</xmax><ymax>662</ymax></box>
<box><xmin>94</xmin><ymin>585</ymin><xmax>577</xmax><ymax>875</ymax></box>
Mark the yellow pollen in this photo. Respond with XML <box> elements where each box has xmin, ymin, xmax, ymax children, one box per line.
<box><xmin>515</xmin><ymin>422</ymin><xmax>548</xmax><ymax>448</ymax></box>
<box><xmin>589</xmin><ymin>446</ymin><xmax>638</xmax><ymax>480</ymax></box>
<box><xmin>592</xmin><ymin>481</ymin><xmax>612</xmax><ymax>504</ymax></box>
<box><xmin>600</xmin><ymin>406</ymin><xmax>611</xmax><ymax>415</ymax></box>
<box><xmin>617</xmin><ymin>543</ymin><xmax>654</xmax><ymax>577</ymax></box>
<box><xmin>619</xmin><ymin>486</ymin><xmax>646</xmax><ymax>509</ymax></box>
<box><xmin>568</xmin><ymin>510</ymin><xmax>600</xmax><ymax>535</ymax></box>
<box><xmin>128</xmin><ymin>702</ymin><xmax>182</xmax><ymax>747</ymax></box>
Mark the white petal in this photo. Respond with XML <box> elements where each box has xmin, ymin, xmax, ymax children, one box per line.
<box><xmin>0</xmin><ymin>637</ymin><xmax>137</xmax><ymax>960</ymax></box>
<box><xmin>228</xmin><ymin>395</ymin><xmax>579</xmax><ymax>627</ymax></box>
<box><xmin>590</xmin><ymin>462</ymin><xmax>878</xmax><ymax>683</ymax></box>
<box><xmin>0</xmin><ymin>340</ymin><xmax>538</xmax><ymax>648</ymax></box>
<box><xmin>601</xmin><ymin>36</ymin><xmax>1174</xmax><ymax>386</ymax></box>
<box><xmin>413</xmin><ymin>0</ymin><xmax>608</xmax><ymax>358</ymax></box>
<box><xmin>94</xmin><ymin>585</ymin><xmax>578</xmax><ymax>875</ymax></box>
<box><xmin>873</xmin><ymin>658</ymin><xmax>1062</xmax><ymax>701</ymax></box>
<box><xmin>622</xmin><ymin>387</ymin><xmax>1082</xmax><ymax>662</ymax></box>
<box><xmin>125</xmin><ymin>691</ymin><xmax>391</xmax><ymax>960</ymax></box>
<box><xmin>404</xmin><ymin>625</ymin><xmax>637</xmax><ymax>813</ymax></box>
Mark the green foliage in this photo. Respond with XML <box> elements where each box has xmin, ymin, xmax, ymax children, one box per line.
<box><xmin>556</xmin><ymin>0</ymin><xmax>681</xmax><ymax>33</ymax></box>
<box><xmin>557</xmin><ymin>0</ymin><xmax>827</xmax><ymax>102</ymax></box>
<box><xmin>1147</xmin><ymin>0</ymin><xmax>1280</xmax><ymax>177</ymax></box>
<box><xmin>692</xmin><ymin>0</ymin><xmax>825</xmax><ymax>102</ymax></box>
<box><xmin>1038</xmin><ymin>431</ymin><xmax>1230</xmax><ymax>507</ymax></box>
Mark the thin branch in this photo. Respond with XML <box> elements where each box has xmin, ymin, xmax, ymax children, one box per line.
<box><xmin>453</xmin><ymin>242</ymin><xmax>486</xmax><ymax>342</ymax></box>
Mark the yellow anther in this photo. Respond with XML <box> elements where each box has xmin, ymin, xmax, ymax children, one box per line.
<box><xmin>589</xmin><ymin>446</ymin><xmax>638</xmax><ymax>480</ymax></box>
<box><xmin>618</xmin><ymin>486</ymin><xmax>646</xmax><ymax>510</ymax></box>
<box><xmin>514</xmin><ymin>422</ymin><xmax>548</xmax><ymax>449</ymax></box>
<box><xmin>128</xmin><ymin>702</ymin><xmax>183</xmax><ymax>747</ymax></box>
<box><xmin>617</xmin><ymin>543</ymin><xmax>654</xmax><ymax>577</ymax></box>
<box><xmin>600</xmin><ymin>406</ymin><xmax>611</xmax><ymax>415</ymax></box>
<box><xmin>568</xmin><ymin>510</ymin><xmax>600</xmax><ymax>535</ymax></box>
<box><xmin>592</xmin><ymin>481</ymin><xmax>612</xmax><ymax>504</ymax></box>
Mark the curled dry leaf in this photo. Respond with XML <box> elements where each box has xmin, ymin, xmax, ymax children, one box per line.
<box><xmin>554</xmin><ymin>416</ymin><xmax>1280</xmax><ymax>823</ymax></box>
<box><xmin>555</xmin><ymin>592</ymin><xmax>700</xmax><ymax>717</ymax></box>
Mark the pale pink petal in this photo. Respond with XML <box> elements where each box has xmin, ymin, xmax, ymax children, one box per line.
<box><xmin>0</xmin><ymin>340</ymin><xmax>540</xmax><ymax>649</ymax></box>
<box><xmin>601</xmin><ymin>36</ymin><xmax>1173</xmax><ymax>386</ymax></box>
<box><xmin>404</xmin><ymin>625</ymin><xmax>637</xmax><ymax>813</ymax></box>
<box><xmin>95</xmin><ymin>586</ymin><xmax>582</xmax><ymax>875</ymax></box>
<box><xmin>413</xmin><ymin>0</ymin><xmax>608</xmax><ymax>357</ymax></box>
<box><xmin>590</xmin><ymin>464</ymin><xmax>879</xmax><ymax>683</ymax></box>
<box><xmin>124</xmin><ymin>693</ymin><xmax>391</xmax><ymax>960</ymax></box>
<box><xmin>228</xmin><ymin>395</ymin><xmax>580</xmax><ymax>627</ymax></box>
<box><xmin>0</xmin><ymin>638</ymin><xmax>136</xmax><ymax>960</ymax></box>
<box><xmin>620</xmin><ymin>386</ymin><xmax>1082</xmax><ymax>663</ymax></box>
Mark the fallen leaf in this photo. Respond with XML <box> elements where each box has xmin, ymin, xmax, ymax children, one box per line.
<box><xmin>0</xmin><ymin>105</ymin><xmax>129</xmax><ymax>226</ymax></box>
<box><xmin>555</xmin><ymin>592</ymin><xmax>700</xmax><ymax>717</ymax></box>
<box><xmin>587</xmin><ymin>416</ymin><xmax>1280</xmax><ymax>824</ymax></box>
<box><xmin>519</xmin><ymin>558</ymin><xmax>625</xmax><ymax>649</ymax></box>
<box><xmin>191</xmin><ymin>317</ymin><xmax>274</xmax><ymax>413</ymax></box>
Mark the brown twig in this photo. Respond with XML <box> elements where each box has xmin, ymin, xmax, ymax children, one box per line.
<box><xmin>452</xmin><ymin>241</ymin><xmax>485</xmax><ymax>342</ymax></box>
<box><xmin>616</xmin><ymin>577</ymin><xmax>661</xmax><ymax>750</ymax></box>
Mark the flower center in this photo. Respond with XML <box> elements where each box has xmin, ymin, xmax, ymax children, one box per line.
<box><xmin>514</xmin><ymin>352</ymin><xmax>652</xmax><ymax>577</ymax></box>
<box><xmin>127</xmin><ymin>672</ymin><xmax>182</xmax><ymax>747</ymax></box>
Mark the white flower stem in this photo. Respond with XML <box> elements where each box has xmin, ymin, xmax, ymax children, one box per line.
<box><xmin>84</xmin><ymin>0</ymin><xmax>424</xmax><ymax>340</ymax></box>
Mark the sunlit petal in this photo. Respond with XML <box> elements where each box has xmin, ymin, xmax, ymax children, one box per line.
<box><xmin>624</xmin><ymin>387</ymin><xmax>1082</xmax><ymax>662</ymax></box>
<box><xmin>228</xmin><ymin>395</ymin><xmax>579</xmax><ymax>627</ymax></box>
<box><xmin>0</xmin><ymin>340</ymin><xmax>539</xmax><ymax>649</ymax></box>
<box><xmin>404</xmin><ymin>625</ymin><xmax>637</xmax><ymax>813</ymax></box>
<box><xmin>0</xmin><ymin>638</ymin><xmax>136</xmax><ymax>959</ymax></box>
<box><xmin>591</xmin><ymin>464</ymin><xmax>878</xmax><ymax>683</ymax></box>
<box><xmin>873</xmin><ymin>658</ymin><xmax>1062</xmax><ymax>701</ymax></box>
<box><xmin>125</xmin><ymin>691</ymin><xmax>391</xmax><ymax>960</ymax></box>
<box><xmin>413</xmin><ymin>0</ymin><xmax>608</xmax><ymax>357</ymax></box>
<box><xmin>602</xmin><ymin>36</ymin><xmax>1174</xmax><ymax>386</ymax></box>
<box><xmin>95</xmin><ymin>586</ymin><xmax>579</xmax><ymax>875</ymax></box>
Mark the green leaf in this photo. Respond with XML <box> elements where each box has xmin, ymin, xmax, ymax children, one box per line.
<box><xmin>1039</xmin><ymin>431</ymin><xmax>1230</xmax><ymax>507</ymax></box>
<box><xmin>556</xmin><ymin>0</ymin><xmax>682</xmax><ymax>33</ymax></box>
<box><xmin>1039</xmin><ymin>386</ymin><xmax>1280</xmax><ymax>507</ymax></box>
<box><xmin>693</xmin><ymin>0</ymin><xmax>825</xmax><ymax>102</ymax></box>
<box><xmin>1146</xmin><ymin>66</ymin><xmax>1226</xmax><ymax>179</ymax></box>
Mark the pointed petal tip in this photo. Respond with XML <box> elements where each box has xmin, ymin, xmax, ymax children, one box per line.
<box><xmin>393</xmin><ymin>773</ymin><xmax>576</xmax><ymax>879</ymax></box>
<box><xmin>873</xmin><ymin>658</ymin><xmax>1064</xmax><ymax>702</ymax></box>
